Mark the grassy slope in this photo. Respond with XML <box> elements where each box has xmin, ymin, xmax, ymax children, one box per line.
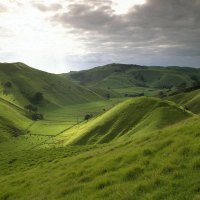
<box><xmin>0</xmin><ymin>99</ymin><xmax>123</xmax><ymax>152</ymax></box>
<box><xmin>0</xmin><ymin>62</ymin><xmax>102</xmax><ymax>108</ymax></box>
<box><xmin>1</xmin><ymin>115</ymin><xmax>200</xmax><ymax>199</ymax></box>
<box><xmin>27</xmin><ymin>99</ymin><xmax>123</xmax><ymax>137</ymax></box>
<box><xmin>0</xmin><ymin>62</ymin><xmax>109</xmax><ymax>145</ymax></box>
<box><xmin>0</xmin><ymin>98</ymin><xmax>32</xmax><ymax>142</ymax></box>
<box><xmin>66</xmin><ymin>64</ymin><xmax>200</xmax><ymax>91</ymax></box>
<box><xmin>168</xmin><ymin>89</ymin><xmax>200</xmax><ymax>114</ymax></box>
<box><xmin>1</xmin><ymin>63</ymin><xmax>200</xmax><ymax>199</ymax></box>
<box><xmin>58</xmin><ymin>97</ymin><xmax>192</xmax><ymax>145</ymax></box>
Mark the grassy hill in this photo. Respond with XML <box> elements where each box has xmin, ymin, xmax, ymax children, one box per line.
<box><xmin>49</xmin><ymin>97</ymin><xmax>192</xmax><ymax>146</ymax></box>
<box><xmin>0</xmin><ymin>105</ymin><xmax>200</xmax><ymax>199</ymax></box>
<box><xmin>0</xmin><ymin>97</ymin><xmax>32</xmax><ymax>143</ymax></box>
<box><xmin>1</xmin><ymin>63</ymin><xmax>200</xmax><ymax>199</ymax></box>
<box><xmin>65</xmin><ymin>63</ymin><xmax>200</xmax><ymax>96</ymax></box>
<box><xmin>0</xmin><ymin>62</ymin><xmax>103</xmax><ymax>109</ymax></box>
<box><xmin>168</xmin><ymin>88</ymin><xmax>200</xmax><ymax>114</ymax></box>
<box><xmin>0</xmin><ymin>62</ymin><xmax>110</xmax><ymax>144</ymax></box>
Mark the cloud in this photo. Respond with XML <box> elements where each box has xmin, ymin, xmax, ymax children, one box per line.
<box><xmin>0</xmin><ymin>4</ymin><xmax>8</xmax><ymax>13</ymax></box>
<box><xmin>32</xmin><ymin>2</ymin><xmax>62</xmax><ymax>12</ymax></box>
<box><xmin>50</xmin><ymin>0</ymin><xmax>200</xmax><ymax>65</ymax></box>
<box><xmin>1</xmin><ymin>0</ymin><xmax>200</xmax><ymax>72</ymax></box>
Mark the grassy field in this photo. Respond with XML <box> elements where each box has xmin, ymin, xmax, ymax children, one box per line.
<box><xmin>0</xmin><ymin>98</ymin><xmax>123</xmax><ymax>152</ymax></box>
<box><xmin>53</xmin><ymin>97</ymin><xmax>192</xmax><ymax>146</ymax></box>
<box><xmin>1</xmin><ymin>113</ymin><xmax>200</xmax><ymax>199</ymax></box>
<box><xmin>1</xmin><ymin>63</ymin><xmax>200</xmax><ymax>199</ymax></box>
<box><xmin>1</xmin><ymin>96</ymin><xmax>200</xmax><ymax>200</ymax></box>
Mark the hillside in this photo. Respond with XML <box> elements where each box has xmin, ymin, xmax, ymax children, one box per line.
<box><xmin>0</xmin><ymin>97</ymin><xmax>32</xmax><ymax>142</ymax></box>
<box><xmin>65</xmin><ymin>64</ymin><xmax>200</xmax><ymax>96</ymax></box>
<box><xmin>168</xmin><ymin>88</ymin><xmax>200</xmax><ymax>114</ymax></box>
<box><xmin>53</xmin><ymin>97</ymin><xmax>192</xmax><ymax>146</ymax></box>
<box><xmin>0</xmin><ymin>62</ymin><xmax>102</xmax><ymax>109</ymax></box>
<box><xmin>1</xmin><ymin>63</ymin><xmax>200</xmax><ymax>200</ymax></box>
<box><xmin>1</xmin><ymin>111</ymin><xmax>200</xmax><ymax>199</ymax></box>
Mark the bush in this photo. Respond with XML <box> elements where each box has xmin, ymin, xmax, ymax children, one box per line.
<box><xmin>31</xmin><ymin>113</ymin><xmax>44</xmax><ymax>121</ymax></box>
<box><xmin>125</xmin><ymin>93</ymin><xmax>144</xmax><ymax>97</ymax></box>
<box><xmin>158</xmin><ymin>91</ymin><xmax>166</xmax><ymax>98</ymax></box>
<box><xmin>84</xmin><ymin>114</ymin><xmax>93</xmax><ymax>121</ymax></box>
<box><xmin>32</xmin><ymin>92</ymin><xmax>44</xmax><ymax>103</ymax></box>
<box><xmin>3</xmin><ymin>81</ymin><xmax>12</xmax><ymax>88</ymax></box>
<box><xmin>105</xmin><ymin>93</ymin><xmax>110</xmax><ymax>100</ymax></box>
<box><xmin>176</xmin><ymin>82</ymin><xmax>187</xmax><ymax>92</ymax></box>
<box><xmin>24</xmin><ymin>104</ymin><xmax>38</xmax><ymax>112</ymax></box>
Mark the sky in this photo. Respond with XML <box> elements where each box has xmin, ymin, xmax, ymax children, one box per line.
<box><xmin>0</xmin><ymin>0</ymin><xmax>200</xmax><ymax>73</ymax></box>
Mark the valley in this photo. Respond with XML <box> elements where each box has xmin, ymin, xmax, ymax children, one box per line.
<box><xmin>0</xmin><ymin>63</ymin><xmax>200</xmax><ymax>200</ymax></box>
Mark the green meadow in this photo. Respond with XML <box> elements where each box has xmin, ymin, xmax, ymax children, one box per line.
<box><xmin>1</xmin><ymin>63</ymin><xmax>200</xmax><ymax>200</ymax></box>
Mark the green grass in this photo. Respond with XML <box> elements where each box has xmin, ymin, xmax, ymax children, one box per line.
<box><xmin>1</xmin><ymin>63</ymin><xmax>200</xmax><ymax>199</ymax></box>
<box><xmin>0</xmin><ymin>98</ymin><xmax>32</xmax><ymax>142</ymax></box>
<box><xmin>56</xmin><ymin>97</ymin><xmax>192</xmax><ymax>146</ymax></box>
<box><xmin>0</xmin><ymin>62</ymin><xmax>103</xmax><ymax>108</ymax></box>
<box><xmin>0</xmin><ymin>98</ymin><xmax>123</xmax><ymax>152</ymax></box>
<box><xmin>113</xmin><ymin>86</ymin><xmax>164</xmax><ymax>97</ymax></box>
<box><xmin>168</xmin><ymin>88</ymin><xmax>200</xmax><ymax>114</ymax></box>
<box><xmin>1</xmin><ymin>115</ymin><xmax>200</xmax><ymax>199</ymax></box>
<box><xmin>66</xmin><ymin>63</ymin><xmax>200</xmax><ymax>90</ymax></box>
<box><xmin>28</xmin><ymin>98</ymin><xmax>123</xmax><ymax>136</ymax></box>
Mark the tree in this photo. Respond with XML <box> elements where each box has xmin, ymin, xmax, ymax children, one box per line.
<box><xmin>176</xmin><ymin>82</ymin><xmax>187</xmax><ymax>92</ymax></box>
<box><xmin>192</xmin><ymin>80</ymin><xmax>200</xmax><ymax>87</ymax></box>
<box><xmin>24</xmin><ymin>104</ymin><xmax>38</xmax><ymax>112</ymax></box>
<box><xmin>105</xmin><ymin>93</ymin><xmax>110</xmax><ymax>100</ymax></box>
<box><xmin>3</xmin><ymin>81</ymin><xmax>12</xmax><ymax>88</ymax></box>
<box><xmin>84</xmin><ymin>114</ymin><xmax>93</xmax><ymax>121</ymax></box>
<box><xmin>158</xmin><ymin>91</ymin><xmax>166</xmax><ymax>99</ymax></box>
<box><xmin>32</xmin><ymin>92</ymin><xmax>44</xmax><ymax>103</ymax></box>
<box><xmin>31</xmin><ymin>113</ymin><xmax>44</xmax><ymax>121</ymax></box>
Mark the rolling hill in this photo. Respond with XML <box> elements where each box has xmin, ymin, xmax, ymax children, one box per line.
<box><xmin>49</xmin><ymin>97</ymin><xmax>193</xmax><ymax>146</ymax></box>
<box><xmin>0</xmin><ymin>97</ymin><xmax>32</xmax><ymax>142</ymax></box>
<box><xmin>168</xmin><ymin>88</ymin><xmax>200</xmax><ymax>114</ymax></box>
<box><xmin>0</xmin><ymin>62</ymin><xmax>103</xmax><ymax>109</ymax></box>
<box><xmin>1</xmin><ymin>62</ymin><xmax>200</xmax><ymax>200</ymax></box>
<box><xmin>0</xmin><ymin>62</ymin><xmax>109</xmax><ymax>143</ymax></box>
<box><xmin>0</xmin><ymin>99</ymin><xmax>200</xmax><ymax>199</ymax></box>
<box><xmin>65</xmin><ymin>63</ymin><xmax>200</xmax><ymax>96</ymax></box>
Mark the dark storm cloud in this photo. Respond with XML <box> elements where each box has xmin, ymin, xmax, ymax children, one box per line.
<box><xmin>50</xmin><ymin>0</ymin><xmax>200</xmax><ymax>67</ymax></box>
<box><xmin>33</xmin><ymin>2</ymin><xmax>62</xmax><ymax>12</ymax></box>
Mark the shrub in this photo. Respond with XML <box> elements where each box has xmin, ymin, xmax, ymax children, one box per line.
<box><xmin>158</xmin><ymin>91</ymin><xmax>166</xmax><ymax>98</ymax></box>
<box><xmin>31</xmin><ymin>113</ymin><xmax>44</xmax><ymax>121</ymax></box>
<box><xmin>32</xmin><ymin>92</ymin><xmax>44</xmax><ymax>103</ymax></box>
<box><xmin>3</xmin><ymin>81</ymin><xmax>12</xmax><ymax>88</ymax></box>
<box><xmin>84</xmin><ymin>114</ymin><xmax>93</xmax><ymax>121</ymax></box>
<box><xmin>105</xmin><ymin>93</ymin><xmax>110</xmax><ymax>100</ymax></box>
<box><xmin>24</xmin><ymin>104</ymin><xmax>38</xmax><ymax>112</ymax></box>
<box><xmin>125</xmin><ymin>93</ymin><xmax>144</xmax><ymax>97</ymax></box>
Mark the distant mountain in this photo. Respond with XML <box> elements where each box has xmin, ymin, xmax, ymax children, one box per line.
<box><xmin>65</xmin><ymin>63</ymin><xmax>200</xmax><ymax>90</ymax></box>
